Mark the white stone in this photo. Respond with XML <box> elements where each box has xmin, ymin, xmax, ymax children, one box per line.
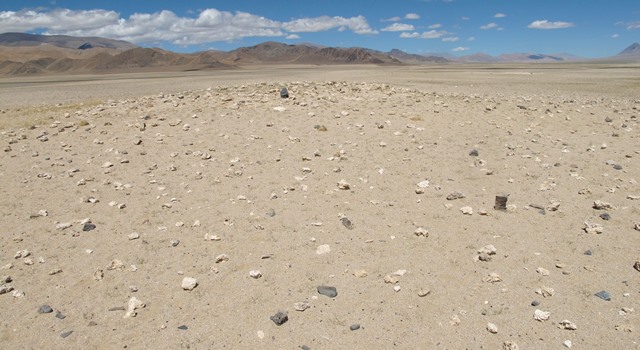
<box><xmin>316</xmin><ymin>244</ymin><xmax>331</xmax><ymax>255</ymax></box>
<box><xmin>534</xmin><ymin>309</ymin><xmax>550</xmax><ymax>321</ymax></box>
<box><xmin>128</xmin><ymin>232</ymin><xmax>140</xmax><ymax>240</ymax></box>
<box><xmin>460</xmin><ymin>206</ymin><xmax>473</xmax><ymax>215</ymax></box>
<box><xmin>416</xmin><ymin>180</ymin><xmax>430</xmax><ymax>188</ymax></box>
<box><xmin>124</xmin><ymin>297</ymin><xmax>145</xmax><ymax>318</ymax></box>
<box><xmin>563</xmin><ymin>340</ymin><xmax>573</xmax><ymax>348</ymax></box>
<box><xmin>487</xmin><ymin>323</ymin><xmax>498</xmax><ymax>334</ymax></box>
<box><xmin>559</xmin><ymin>320</ymin><xmax>577</xmax><ymax>330</ymax></box>
<box><xmin>249</xmin><ymin>270</ymin><xmax>262</xmax><ymax>279</ymax></box>
<box><xmin>181</xmin><ymin>277</ymin><xmax>198</xmax><ymax>291</ymax></box>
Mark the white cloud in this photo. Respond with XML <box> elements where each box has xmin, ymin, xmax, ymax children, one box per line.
<box><xmin>382</xmin><ymin>16</ymin><xmax>402</xmax><ymax>22</ymax></box>
<box><xmin>400</xmin><ymin>30</ymin><xmax>449</xmax><ymax>39</ymax></box>
<box><xmin>627</xmin><ymin>21</ymin><xmax>640</xmax><ymax>30</ymax></box>
<box><xmin>527</xmin><ymin>20</ymin><xmax>575</xmax><ymax>30</ymax></box>
<box><xmin>611</xmin><ymin>33</ymin><xmax>619</xmax><ymax>38</ymax></box>
<box><xmin>461</xmin><ymin>16</ymin><xmax>469</xmax><ymax>21</ymax></box>
<box><xmin>480</xmin><ymin>22</ymin><xmax>499</xmax><ymax>30</ymax></box>
<box><xmin>442</xmin><ymin>36</ymin><xmax>459</xmax><ymax>42</ymax></box>
<box><xmin>428</xmin><ymin>23</ymin><xmax>442</xmax><ymax>29</ymax></box>
<box><xmin>494</xmin><ymin>13</ymin><xmax>506</xmax><ymax>18</ymax></box>
<box><xmin>405</xmin><ymin>13</ymin><xmax>420</xmax><ymax>20</ymax></box>
<box><xmin>0</xmin><ymin>8</ymin><xmax>378</xmax><ymax>45</ymax></box>
<box><xmin>286</xmin><ymin>34</ymin><xmax>300</xmax><ymax>39</ymax></box>
<box><xmin>452</xmin><ymin>46</ymin><xmax>469</xmax><ymax>52</ymax></box>
<box><xmin>467</xmin><ymin>36</ymin><xmax>475</xmax><ymax>41</ymax></box>
<box><xmin>283</xmin><ymin>15</ymin><xmax>377</xmax><ymax>34</ymax></box>
<box><xmin>381</xmin><ymin>23</ymin><xmax>415</xmax><ymax>32</ymax></box>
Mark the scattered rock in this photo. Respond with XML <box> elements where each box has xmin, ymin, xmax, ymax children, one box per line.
<box><xmin>340</xmin><ymin>217</ymin><xmax>354</xmax><ymax>230</ymax></box>
<box><xmin>316</xmin><ymin>244</ymin><xmax>331</xmax><ymax>255</ymax></box>
<box><xmin>181</xmin><ymin>277</ymin><xmax>198</xmax><ymax>291</ymax></box>
<box><xmin>124</xmin><ymin>297</ymin><xmax>145</xmax><ymax>318</ymax></box>
<box><xmin>634</xmin><ymin>259</ymin><xmax>640</xmax><ymax>272</ymax></box>
<box><xmin>417</xmin><ymin>288</ymin><xmax>431</xmax><ymax>297</ymax></box>
<box><xmin>533</xmin><ymin>309</ymin><xmax>550</xmax><ymax>321</ymax></box>
<box><xmin>280</xmin><ymin>87</ymin><xmax>289</xmax><ymax>98</ymax></box>
<box><xmin>60</xmin><ymin>330</ymin><xmax>73</xmax><ymax>338</ymax></box>
<box><xmin>317</xmin><ymin>285</ymin><xmax>337</xmax><ymax>298</ymax></box>
<box><xmin>38</xmin><ymin>305</ymin><xmax>53</xmax><ymax>314</ymax></box>
<box><xmin>536</xmin><ymin>267</ymin><xmax>550</xmax><ymax>276</ymax></box>
<box><xmin>350</xmin><ymin>324</ymin><xmax>361</xmax><ymax>331</ymax></box>
<box><xmin>414</xmin><ymin>227</ymin><xmax>429</xmax><ymax>237</ymax></box>
<box><xmin>487</xmin><ymin>322</ymin><xmax>498</xmax><ymax>334</ymax></box>
<box><xmin>460</xmin><ymin>206</ymin><xmax>473</xmax><ymax>215</ymax></box>
<box><xmin>563</xmin><ymin>340</ymin><xmax>573</xmax><ymax>348</ymax></box>
<box><xmin>82</xmin><ymin>222</ymin><xmax>96</xmax><ymax>231</ymax></box>
<box><xmin>595</xmin><ymin>290</ymin><xmax>611</xmax><ymax>301</ymax></box>
<box><xmin>502</xmin><ymin>341</ymin><xmax>519</xmax><ymax>350</ymax></box>
<box><xmin>270</xmin><ymin>310</ymin><xmax>288</xmax><ymax>326</ymax></box>
<box><xmin>446</xmin><ymin>191</ymin><xmax>465</xmax><ymax>200</ymax></box>
<box><xmin>249</xmin><ymin>270</ymin><xmax>262</xmax><ymax>279</ymax></box>
<box><xmin>469</xmin><ymin>148</ymin><xmax>479</xmax><ymax>156</ymax></box>
<box><xmin>583</xmin><ymin>221</ymin><xmax>604</xmax><ymax>234</ymax></box>
<box><xmin>294</xmin><ymin>302</ymin><xmax>310</xmax><ymax>311</ymax></box>
<box><xmin>593</xmin><ymin>200</ymin><xmax>614</xmax><ymax>210</ymax></box>
<box><xmin>337</xmin><ymin>179</ymin><xmax>350</xmax><ymax>190</ymax></box>
<box><xmin>177</xmin><ymin>325</ymin><xmax>188</xmax><ymax>330</ymax></box>
<box><xmin>215</xmin><ymin>254</ymin><xmax>229</xmax><ymax>263</ymax></box>
<box><xmin>128</xmin><ymin>232</ymin><xmax>140</xmax><ymax>240</ymax></box>
<box><xmin>478</xmin><ymin>245</ymin><xmax>497</xmax><ymax>261</ymax></box>
<box><xmin>599</xmin><ymin>213</ymin><xmax>611</xmax><ymax>220</ymax></box>
<box><xmin>494</xmin><ymin>195</ymin><xmax>508</xmax><ymax>210</ymax></box>
<box><xmin>559</xmin><ymin>320</ymin><xmax>577</xmax><ymax>330</ymax></box>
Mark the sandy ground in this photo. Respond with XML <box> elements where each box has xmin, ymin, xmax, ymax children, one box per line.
<box><xmin>1</xmin><ymin>64</ymin><xmax>639</xmax><ymax>349</ymax></box>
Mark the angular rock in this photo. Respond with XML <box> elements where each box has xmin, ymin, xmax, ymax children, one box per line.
<box><xmin>123</xmin><ymin>297</ymin><xmax>145</xmax><ymax>318</ymax></box>
<box><xmin>270</xmin><ymin>310</ymin><xmax>288</xmax><ymax>325</ymax></box>
<box><xmin>317</xmin><ymin>285</ymin><xmax>337</xmax><ymax>297</ymax></box>
<box><xmin>533</xmin><ymin>309</ymin><xmax>550</xmax><ymax>321</ymax></box>
<box><xmin>181</xmin><ymin>277</ymin><xmax>198</xmax><ymax>291</ymax></box>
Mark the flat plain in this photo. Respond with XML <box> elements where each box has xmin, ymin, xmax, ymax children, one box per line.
<box><xmin>1</xmin><ymin>63</ymin><xmax>639</xmax><ymax>349</ymax></box>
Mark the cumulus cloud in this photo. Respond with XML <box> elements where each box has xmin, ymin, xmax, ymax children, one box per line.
<box><xmin>480</xmin><ymin>22</ymin><xmax>499</xmax><ymax>30</ymax></box>
<box><xmin>382</xmin><ymin>16</ymin><xmax>402</xmax><ymax>22</ymax></box>
<box><xmin>428</xmin><ymin>23</ymin><xmax>442</xmax><ymax>29</ymax></box>
<box><xmin>452</xmin><ymin>46</ymin><xmax>469</xmax><ymax>52</ymax></box>
<box><xmin>400</xmin><ymin>30</ymin><xmax>449</xmax><ymax>39</ymax></box>
<box><xmin>626</xmin><ymin>21</ymin><xmax>640</xmax><ymax>30</ymax></box>
<box><xmin>527</xmin><ymin>20</ymin><xmax>574</xmax><ymax>30</ymax></box>
<box><xmin>494</xmin><ymin>13</ymin><xmax>506</xmax><ymax>18</ymax></box>
<box><xmin>467</xmin><ymin>36</ymin><xmax>475</xmax><ymax>41</ymax></box>
<box><xmin>442</xmin><ymin>36</ymin><xmax>459</xmax><ymax>42</ymax></box>
<box><xmin>283</xmin><ymin>15</ymin><xmax>377</xmax><ymax>34</ymax></box>
<box><xmin>0</xmin><ymin>8</ymin><xmax>378</xmax><ymax>45</ymax></box>
<box><xmin>286</xmin><ymin>34</ymin><xmax>300</xmax><ymax>39</ymax></box>
<box><xmin>381</xmin><ymin>23</ymin><xmax>415</xmax><ymax>32</ymax></box>
<box><xmin>405</xmin><ymin>13</ymin><xmax>420</xmax><ymax>20</ymax></box>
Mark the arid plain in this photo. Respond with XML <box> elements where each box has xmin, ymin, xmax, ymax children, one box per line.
<box><xmin>1</xmin><ymin>63</ymin><xmax>639</xmax><ymax>349</ymax></box>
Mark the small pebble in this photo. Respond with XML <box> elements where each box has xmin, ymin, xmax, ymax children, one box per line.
<box><xmin>249</xmin><ymin>270</ymin><xmax>262</xmax><ymax>279</ymax></box>
<box><xmin>316</xmin><ymin>244</ymin><xmax>331</xmax><ymax>255</ymax></box>
<box><xmin>82</xmin><ymin>222</ymin><xmax>96</xmax><ymax>232</ymax></box>
<box><xmin>531</xmin><ymin>300</ymin><xmax>540</xmax><ymax>306</ymax></box>
<box><xmin>340</xmin><ymin>217</ymin><xmax>353</xmax><ymax>230</ymax></box>
<box><xmin>38</xmin><ymin>305</ymin><xmax>53</xmax><ymax>314</ymax></box>
<box><xmin>55</xmin><ymin>311</ymin><xmax>66</xmax><ymax>319</ymax></box>
<box><xmin>563</xmin><ymin>340</ymin><xmax>573</xmax><ymax>348</ymax></box>
<box><xmin>487</xmin><ymin>322</ymin><xmax>498</xmax><ymax>334</ymax></box>
<box><xmin>270</xmin><ymin>310</ymin><xmax>288</xmax><ymax>326</ymax></box>
<box><xmin>317</xmin><ymin>285</ymin><xmax>338</xmax><ymax>298</ymax></box>
<box><xmin>595</xmin><ymin>290</ymin><xmax>611</xmax><ymax>301</ymax></box>
<box><xmin>181</xmin><ymin>277</ymin><xmax>198</xmax><ymax>291</ymax></box>
<box><xmin>178</xmin><ymin>325</ymin><xmax>188</xmax><ymax>330</ymax></box>
<box><xmin>60</xmin><ymin>330</ymin><xmax>73</xmax><ymax>338</ymax></box>
<box><xmin>599</xmin><ymin>213</ymin><xmax>611</xmax><ymax>221</ymax></box>
<box><xmin>350</xmin><ymin>324</ymin><xmax>360</xmax><ymax>331</ymax></box>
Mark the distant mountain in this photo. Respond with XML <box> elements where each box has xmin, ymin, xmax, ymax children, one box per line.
<box><xmin>387</xmin><ymin>49</ymin><xmax>449</xmax><ymax>63</ymax></box>
<box><xmin>0</xmin><ymin>32</ymin><xmax>138</xmax><ymax>50</ymax></box>
<box><xmin>456</xmin><ymin>53</ymin><xmax>501</xmax><ymax>63</ymax></box>
<box><xmin>616</xmin><ymin>42</ymin><xmax>640</xmax><ymax>57</ymax></box>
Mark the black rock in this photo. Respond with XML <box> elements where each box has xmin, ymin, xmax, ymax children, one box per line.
<box><xmin>613</xmin><ymin>164</ymin><xmax>623</xmax><ymax>170</ymax></box>
<box><xmin>280</xmin><ymin>88</ymin><xmax>289</xmax><ymax>98</ymax></box>
<box><xmin>595</xmin><ymin>290</ymin><xmax>611</xmax><ymax>301</ymax></box>
<box><xmin>317</xmin><ymin>286</ymin><xmax>338</xmax><ymax>298</ymax></box>
<box><xmin>82</xmin><ymin>222</ymin><xmax>96</xmax><ymax>232</ymax></box>
<box><xmin>350</xmin><ymin>324</ymin><xmax>361</xmax><ymax>331</ymax></box>
<box><xmin>584</xmin><ymin>249</ymin><xmax>593</xmax><ymax>256</ymax></box>
<box><xmin>599</xmin><ymin>213</ymin><xmax>611</xmax><ymax>221</ymax></box>
<box><xmin>60</xmin><ymin>330</ymin><xmax>73</xmax><ymax>338</ymax></box>
<box><xmin>270</xmin><ymin>310</ymin><xmax>288</xmax><ymax>326</ymax></box>
<box><xmin>605</xmin><ymin>117</ymin><xmax>613</xmax><ymax>122</ymax></box>
<box><xmin>178</xmin><ymin>325</ymin><xmax>188</xmax><ymax>330</ymax></box>
<box><xmin>469</xmin><ymin>148</ymin><xmax>479</xmax><ymax>157</ymax></box>
<box><xmin>38</xmin><ymin>305</ymin><xmax>53</xmax><ymax>314</ymax></box>
<box><xmin>300</xmin><ymin>346</ymin><xmax>311</xmax><ymax>350</ymax></box>
<box><xmin>531</xmin><ymin>300</ymin><xmax>540</xmax><ymax>307</ymax></box>
<box><xmin>341</xmin><ymin>217</ymin><xmax>353</xmax><ymax>230</ymax></box>
<box><xmin>494</xmin><ymin>195</ymin><xmax>508</xmax><ymax>210</ymax></box>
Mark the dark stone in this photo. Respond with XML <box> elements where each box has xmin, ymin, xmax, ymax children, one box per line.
<box><xmin>60</xmin><ymin>330</ymin><xmax>73</xmax><ymax>338</ymax></box>
<box><xmin>531</xmin><ymin>300</ymin><xmax>540</xmax><ymax>306</ymax></box>
<box><xmin>178</xmin><ymin>325</ymin><xmax>188</xmax><ymax>330</ymax></box>
<box><xmin>341</xmin><ymin>217</ymin><xmax>353</xmax><ymax>230</ymax></box>
<box><xmin>270</xmin><ymin>310</ymin><xmax>288</xmax><ymax>326</ymax></box>
<box><xmin>55</xmin><ymin>311</ymin><xmax>66</xmax><ymax>319</ymax></box>
<box><xmin>605</xmin><ymin>117</ymin><xmax>613</xmax><ymax>122</ymax></box>
<box><xmin>108</xmin><ymin>306</ymin><xmax>126</xmax><ymax>311</ymax></box>
<box><xmin>584</xmin><ymin>249</ymin><xmax>593</xmax><ymax>256</ymax></box>
<box><xmin>599</xmin><ymin>213</ymin><xmax>611</xmax><ymax>221</ymax></box>
<box><xmin>300</xmin><ymin>346</ymin><xmax>311</xmax><ymax>350</ymax></box>
<box><xmin>350</xmin><ymin>324</ymin><xmax>361</xmax><ymax>331</ymax></box>
<box><xmin>469</xmin><ymin>148</ymin><xmax>479</xmax><ymax>157</ymax></box>
<box><xmin>494</xmin><ymin>195</ymin><xmax>508</xmax><ymax>210</ymax></box>
<box><xmin>82</xmin><ymin>222</ymin><xmax>96</xmax><ymax>232</ymax></box>
<box><xmin>38</xmin><ymin>305</ymin><xmax>53</xmax><ymax>314</ymax></box>
<box><xmin>317</xmin><ymin>286</ymin><xmax>338</xmax><ymax>298</ymax></box>
<box><xmin>613</xmin><ymin>164</ymin><xmax>623</xmax><ymax>170</ymax></box>
<box><xmin>595</xmin><ymin>290</ymin><xmax>611</xmax><ymax>301</ymax></box>
<box><xmin>88</xmin><ymin>321</ymin><xmax>97</xmax><ymax>326</ymax></box>
<box><xmin>266</xmin><ymin>209</ymin><xmax>276</xmax><ymax>217</ymax></box>
<box><xmin>280</xmin><ymin>88</ymin><xmax>289</xmax><ymax>98</ymax></box>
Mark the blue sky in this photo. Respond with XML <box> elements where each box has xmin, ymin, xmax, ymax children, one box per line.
<box><xmin>0</xmin><ymin>0</ymin><xmax>638</xmax><ymax>57</ymax></box>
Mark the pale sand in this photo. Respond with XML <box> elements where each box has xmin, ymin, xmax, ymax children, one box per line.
<box><xmin>0</xmin><ymin>64</ymin><xmax>639</xmax><ymax>349</ymax></box>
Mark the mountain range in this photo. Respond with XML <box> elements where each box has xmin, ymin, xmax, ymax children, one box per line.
<box><xmin>0</xmin><ymin>32</ymin><xmax>638</xmax><ymax>76</ymax></box>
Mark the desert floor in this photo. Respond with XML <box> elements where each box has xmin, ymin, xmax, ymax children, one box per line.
<box><xmin>1</xmin><ymin>64</ymin><xmax>639</xmax><ymax>349</ymax></box>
